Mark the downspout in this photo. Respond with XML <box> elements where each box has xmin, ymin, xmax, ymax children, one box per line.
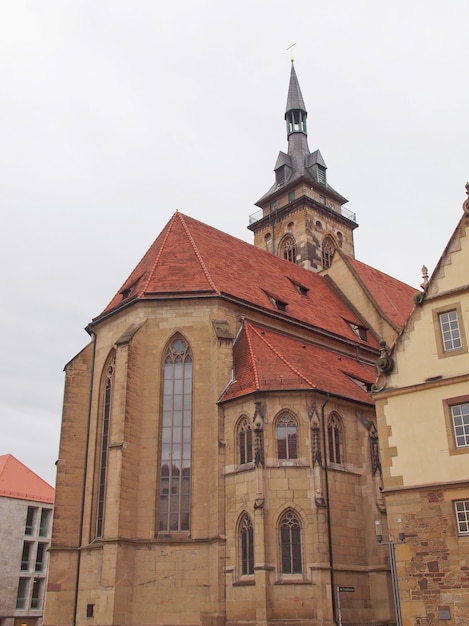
<box><xmin>321</xmin><ymin>394</ymin><xmax>337</xmax><ymax>625</ymax></box>
<box><xmin>72</xmin><ymin>329</ymin><xmax>97</xmax><ymax>626</ymax></box>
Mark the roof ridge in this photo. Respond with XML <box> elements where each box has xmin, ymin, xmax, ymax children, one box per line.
<box><xmin>249</xmin><ymin>323</ymin><xmax>317</xmax><ymax>388</ymax></box>
<box><xmin>138</xmin><ymin>212</ymin><xmax>179</xmax><ymax>298</ymax></box>
<box><xmin>178</xmin><ymin>213</ymin><xmax>219</xmax><ymax>293</ymax></box>
<box><xmin>244</xmin><ymin>322</ymin><xmax>260</xmax><ymax>390</ymax></box>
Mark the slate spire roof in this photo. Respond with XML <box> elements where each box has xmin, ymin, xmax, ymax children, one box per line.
<box><xmin>94</xmin><ymin>212</ymin><xmax>379</xmax><ymax>352</ymax></box>
<box><xmin>256</xmin><ymin>62</ymin><xmax>347</xmax><ymax>207</ymax></box>
<box><xmin>285</xmin><ymin>61</ymin><xmax>307</xmax><ymax>114</ymax></box>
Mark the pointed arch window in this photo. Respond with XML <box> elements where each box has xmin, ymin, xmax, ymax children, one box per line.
<box><xmin>239</xmin><ymin>513</ymin><xmax>254</xmax><ymax>576</ymax></box>
<box><xmin>322</xmin><ymin>237</ymin><xmax>335</xmax><ymax>269</ymax></box>
<box><xmin>238</xmin><ymin>416</ymin><xmax>253</xmax><ymax>465</ymax></box>
<box><xmin>277</xmin><ymin>414</ymin><xmax>298</xmax><ymax>460</ymax></box>
<box><xmin>96</xmin><ymin>353</ymin><xmax>115</xmax><ymax>538</ymax></box>
<box><xmin>327</xmin><ymin>412</ymin><xmax>342</xmax><ymax>464</ymax></box>
<box><xmin>282</xmin><ymin>236</ymin><xmax>297</xmax><ymax>264</ymax></box>
<box><xmin>159</xmin><ymin>336</ymin><xmax>192</xmax><ymax>533</ymax></box>
<box><xmin>279</xmin><ymin>509</ymin><xmax>302</xmax><ymax>574</ymax></box>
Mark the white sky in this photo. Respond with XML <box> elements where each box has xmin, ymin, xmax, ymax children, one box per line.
<box><xmin>1</xmin><ymin>1</ymin><xmax>468</xmax><ymax>486</ymax></box>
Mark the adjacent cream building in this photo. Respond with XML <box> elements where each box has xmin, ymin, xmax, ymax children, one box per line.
<box><xmin>374</xmin><ymin>186</ymin><xmax>469</xmax><ymax>624</ymax></box>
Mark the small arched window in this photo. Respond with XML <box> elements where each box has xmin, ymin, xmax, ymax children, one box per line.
<box><xmin>327</xmin><ymin>413</ymin><xmax>343</xmax><ymax>464</ymax></box>
<box><xmin>282</xmin><ymin>236</ymin><xmax>297</xmax><ymax>264</ymax></box>
<box><xmin>239</xmin><ymin>513</ymin><xmax>254</xmax><ymax>576</ymax></box>
<box><xmin>238</xmin><ymin>416</ymin><xmax>253</xmax><ymax>465</ymax></box>
<box><xmin>322</xmin><ymin>237</ymin><xmax>335</xmax><ymax>269</ymax></box>
<box><xmin>277</xmin><ymin>414</ymin><xmax>298</xmax><ymax>460</ymax></box>
<box><xmin>96</xmin><ymin>352</ymin><xmax>116</xmax><ymax>538</ymax></box>
<box><xmin>279</xmin><ymin>509</ymin><xmax>302</xmax><ymax>574</ymax></box>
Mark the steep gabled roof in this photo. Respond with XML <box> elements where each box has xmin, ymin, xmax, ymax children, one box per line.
<box><xmin>335</xmin><ymin>252</ymin><xmax>416</xmax><ymax>330</ymax></box>
<box><xmin>0</xmin><ymin>454</ymin><xmax>54</xmax><ymax>503</ymax></box>
<box><xmin>95</xmin><ymin>213</ymin><xmax>379</xmax><ymax>350</ymax></box>
<box><xmin>219</xmin><ymin>321</ymin><xmax>375</xmax><ymax>405</ymax></box>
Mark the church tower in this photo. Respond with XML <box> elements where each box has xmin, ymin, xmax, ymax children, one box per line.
<box><xmin>249</xmin><ymin>62</ymin><xmax>358</xmax><ymax>271</ymax></box>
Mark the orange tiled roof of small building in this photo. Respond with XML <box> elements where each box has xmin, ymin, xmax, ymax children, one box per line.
<box><xmin>219</xmin><ymin>321</ymin><xmax>375</xmax><ymax>404</ymax></box>
<box><xmin>0</xmin><ymin>454</ymin><xmax>54</xmax><ymax>503</ymax></box>
<box><xmin>96</xmin><ymin>213</ymin><xmax>380</xmax><ymax>348</ymax></box>
<box><xmin>344</xmin><ymin>256</ymin><xmax>416</xmax><ymax>329</ymax></box>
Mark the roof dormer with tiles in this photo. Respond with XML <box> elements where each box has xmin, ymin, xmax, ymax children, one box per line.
<box><xmin>249</xmin><ymin>62</ymin><xmax>358</xmax><ymax>272</ymax></box>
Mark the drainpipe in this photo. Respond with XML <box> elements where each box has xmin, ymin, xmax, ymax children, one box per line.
<box><xmin>321</xmin><ymin>394</ymin><xmax>337</xmax><ymax>625</ymax></box>
<box><xmin>72</xmin><ymin>329</ymin><xmax>97</xmax><ymax>626</ymax></box>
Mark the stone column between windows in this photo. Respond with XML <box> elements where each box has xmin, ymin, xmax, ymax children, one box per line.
<box><xmin>253</xmin><ymin>463</ymin><xmax>271</xmax><ymax>625</ymax></box>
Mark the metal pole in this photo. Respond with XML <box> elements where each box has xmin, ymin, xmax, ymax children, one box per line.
<box><xmin>336</xmin><ymin>586</ymin><xmax>342</xmax><ymax>626</ymax></box>
<box><xmin>389</xmin><ymin>542</ymin><xmax>403</xmax><ymax>626</ymax></box>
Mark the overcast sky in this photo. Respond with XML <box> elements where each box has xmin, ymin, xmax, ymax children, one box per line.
<box><xmin>1</xmin><ymin>1</ymin><xmax>468</xmax><ymax>487</ymax></box>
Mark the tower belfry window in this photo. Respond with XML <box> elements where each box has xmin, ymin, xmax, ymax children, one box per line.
<box><xmin>282</xmin><ymin>236</ymin><xmax>297</xmax><ymax>264</ymax></box>
<box><xmin>322</xmin><ymin>237</ymin><xmax>335</xmax><ymax>269</ymax></box>
<box><xmin>287</xmin><ymin>110</ymin><xmax>307</xmax><ymax>135</ymax></box>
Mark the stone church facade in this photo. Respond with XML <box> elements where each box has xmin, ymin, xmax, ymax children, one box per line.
<box><xmin>44</xmin><ymin>64</ymin><xmax>415</xmax><ymax>626</ymax></box>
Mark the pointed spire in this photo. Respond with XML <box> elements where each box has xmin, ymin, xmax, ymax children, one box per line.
<box><xmin>286</xmin><ymin>62</ymin><xmax>307</xmax><ymax>116</ymax></box>
<box><xmin>285</xmin><ymin>62</ymin><xmax>307</xmax><ymax>137</ymax></box>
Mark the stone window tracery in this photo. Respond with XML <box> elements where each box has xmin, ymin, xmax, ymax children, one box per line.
<box><xmin>96</xmin><ymin>352</ymin><xmax>115</xmax><ymax>538</ymax></box>
<box><xmin>239</xmin><ymin>513</ymin><xmax>254</xmax><ymax>576</ymax></box>
<box><xmin>277</xmin><ymin>414</ymin><xmax>298</xmax><ymax>460</ymax></box>
<box><xmin>279</xmin><ymin>509</ymin><xmax>302</xmax><ymax>574</ymax></box>
<box><xmin>158</xmin><ymin>336</ymin><xmax>192</xmax><ymax>533</ymax></box>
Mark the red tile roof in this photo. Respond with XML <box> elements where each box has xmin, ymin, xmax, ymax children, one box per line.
<box><xmin>96</xmin><ymin>213</ymin><xmax>379</xmax><ymax>348</ymax></box>
<box><xmin>219</xmin><ymin>321</ymin><xmax>375</xmax><ymax>405</ymax></box>
<box><xmin>0</xmin><ymin>454</ymin><xmax>54</xmax><ymax>503</ymax></box>
<box><xmin>344</xmin><ymin>256</ymin><xmax>415</xmax><ymax>329</ymax></box>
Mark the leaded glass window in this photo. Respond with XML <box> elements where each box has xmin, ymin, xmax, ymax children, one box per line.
<box><xmin>240</xmin><ymin>513</ymin><xmax>254</xmax><ymax>576</ymax></box>
<box><xmin>159</xmin><ymin>337</ymin><xmax>192</xmax><ymax>533</ymax></box>
<box><xmin>239</xmin><ymin>417</ymin><xmax>253</xmax><ymax>465</ymax></box>
<box><xmin>277</xmin><ymin>414</ymin><xmax>297</xmax><ymax>460</ymax></box>
<box><xmin>96</xmin><ymin>354</ymin><xmax>115</xmax><ymax>538</ymax></box>
<box><xmin>328</xmin><ymin>413</ymin><xmax>342</xmax><ymax>464</ymax></box>
<box><xmin>280</xmin><ymin>510</ymin><xmax>302</xmax><ymax>574</ymax></box>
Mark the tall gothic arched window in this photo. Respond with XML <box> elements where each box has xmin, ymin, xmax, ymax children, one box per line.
<box><xmin>96</xmin><ymin>353</ymin><xmax>115</xmax><ymax>538</ymax></box>
<box><xmin>238</xmin><ymin>416</ymin><xmax>253</xmax><ymax>465</ymax></box>
<box><xmin>279</xmin><ymin>509</ymin><xmax>302</xmax><ymax>574</ymax></box>
<box><xmin>327</xmin><ymin>412</ymin><xmax>343</xmax><ymax>464</ymax></box>
<box><xmin>282</xmin><ymin>236</ymin><xmax>297</xmax><ymax>264</ymax></box>
<box><xmin>322</xmin><ymin>236</ymin><xmax>335</xmax><ymax>269</ymax></box>
<box><xmin>277</xmin><ymin>414</ymin><xmax>298</xmax><ymax>460</ymax></box>
<box><xmin>158</xmin><ymin>336</ymin><xmax>192</xmax><ymax>533</ymax></box>
<box><xmin>239</xmin><ymin>513</ymin><xmax>254</xmax><ymax>576</ymax></box>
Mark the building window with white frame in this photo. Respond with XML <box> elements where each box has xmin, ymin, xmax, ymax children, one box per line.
<box><xmin>455</xmin><ymin>500</ymin><xmax>469</xmax><ymax>535</ymax></box>
<box><xmin>439</xmin><ymin>310</ymin><xmax>462</xmax><ymax>352</ymax></box>
<box><xmin>451</xmin><ymin>402</ymin><xmax>469</xmax><ymax>448</ymax></box>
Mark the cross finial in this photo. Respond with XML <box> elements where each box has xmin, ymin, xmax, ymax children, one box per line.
<box><xmin>287</xmin><ymin>43</ymin><xmax>296</xmax><ymax>62</ymax></box>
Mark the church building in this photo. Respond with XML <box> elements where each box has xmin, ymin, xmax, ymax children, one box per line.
<box><xmin>44</xmin><ymin>63</ymin><xmax>415</xmax><ymax>626</ymax></box>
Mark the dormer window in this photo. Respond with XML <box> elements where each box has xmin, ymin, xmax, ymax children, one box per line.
<box><xmin>264</xmin><ymin>291</ymin><xmax>288</xmax><ymax>311</ymax></box>
<box><xmin>276</xmin><ymin>166</ymin><xmax>286</xmax><ymax>186</ymax></box>
<box><xmin>289</xmin><ymin>279</ymin><xmax>309</xmax><ymax>296</ymax></box>
<box><xmin>348</xmin><ymin>322</ymin><xmax>368</xmax><ymax>342</ymax></box>
<box><xmin>348</xmin><ymin>376</ymin><xmax>372</xmax><ymax>393</ymax></box>
<box><xmin>317</xmin><ymin>166</ymin><xmax>326</xmax><ymax>184</ymax></box>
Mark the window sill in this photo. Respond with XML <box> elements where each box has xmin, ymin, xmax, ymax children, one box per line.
<box><xmin>233</xmin><ymin>578</ymin><xmax>255</xmax><ymax>586</ymax></box>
